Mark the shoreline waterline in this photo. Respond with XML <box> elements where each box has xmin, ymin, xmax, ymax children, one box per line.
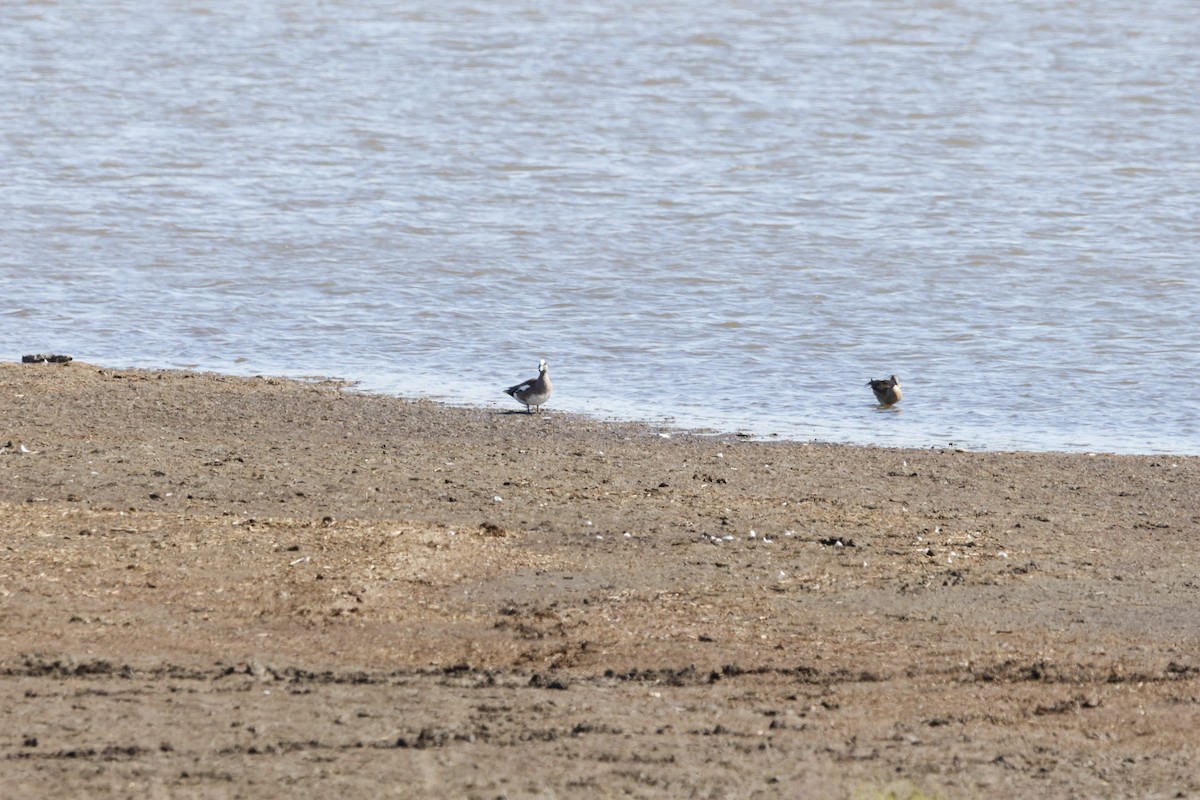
<box><xmin>8</xmin><ymin>358</ymin><xmax>1197</xmax><ymax>458</ymax></box>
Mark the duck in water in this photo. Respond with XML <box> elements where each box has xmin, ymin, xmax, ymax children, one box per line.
<box><xmin>867</xmin><ymin>375</ymin><xmax>902</xmax><ymax>407</ymax></box>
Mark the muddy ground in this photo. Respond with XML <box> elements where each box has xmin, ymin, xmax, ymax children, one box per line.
<box><xmin>1</xmin><ymin>361</ymin><xmax>1198</xmax><ymax>798</ymax></box>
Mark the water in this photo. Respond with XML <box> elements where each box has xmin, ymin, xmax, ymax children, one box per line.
<box><xmin>3</xmin><ymin>0</ymin><xmax>1198</xmax><ymax>454</ymax></box>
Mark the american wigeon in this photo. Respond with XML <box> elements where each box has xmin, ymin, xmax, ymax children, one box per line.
<box><xmin>867</xmin><ymin>375</ymin><xmax>902</xmax><ymax>406</ymax></box>
<box><xmin>505</xmin><ymin>358</ymin><xmax>552</xmax><ymax>413</ymax></box>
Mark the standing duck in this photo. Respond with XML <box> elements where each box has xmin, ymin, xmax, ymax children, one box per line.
<box><xmin>867</xmin><ymin>375</ymin><xmax>902</xmax><ymax>407</ymax></box>
<box><xmin>505</xmin><ymin>358</ymin><xmax>552</xmax><ymax>413</ymax></box>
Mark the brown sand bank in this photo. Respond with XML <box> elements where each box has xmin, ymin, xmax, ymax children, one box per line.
<box><xmin>1</xmin><ymin>360</ymin><xmax>1198</xmax><ymax>798</ymax></box>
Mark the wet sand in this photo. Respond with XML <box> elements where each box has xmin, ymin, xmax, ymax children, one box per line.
<box><xmin>2</xmin><ymin>360</ymin><xmax>1198</xmax><ymax>798</ymax></box>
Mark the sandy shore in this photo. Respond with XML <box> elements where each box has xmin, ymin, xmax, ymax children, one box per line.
<box><xmin>2</xmin><ymin>360</ymin><xmax>1198</xmax><ymax>798</ymax></box>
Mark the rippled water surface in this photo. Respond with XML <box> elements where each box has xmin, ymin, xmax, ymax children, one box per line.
<box><xmin>3</xmin><ymin>0</ymin><xmax>1198</xmax><ymax>453</ymax></box>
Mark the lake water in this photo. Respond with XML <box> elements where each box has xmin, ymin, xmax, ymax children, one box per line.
<box><xmin>3</xmin><ymin>0</ymin><xmax>1198</xmax><ymax>454</ymax></box>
